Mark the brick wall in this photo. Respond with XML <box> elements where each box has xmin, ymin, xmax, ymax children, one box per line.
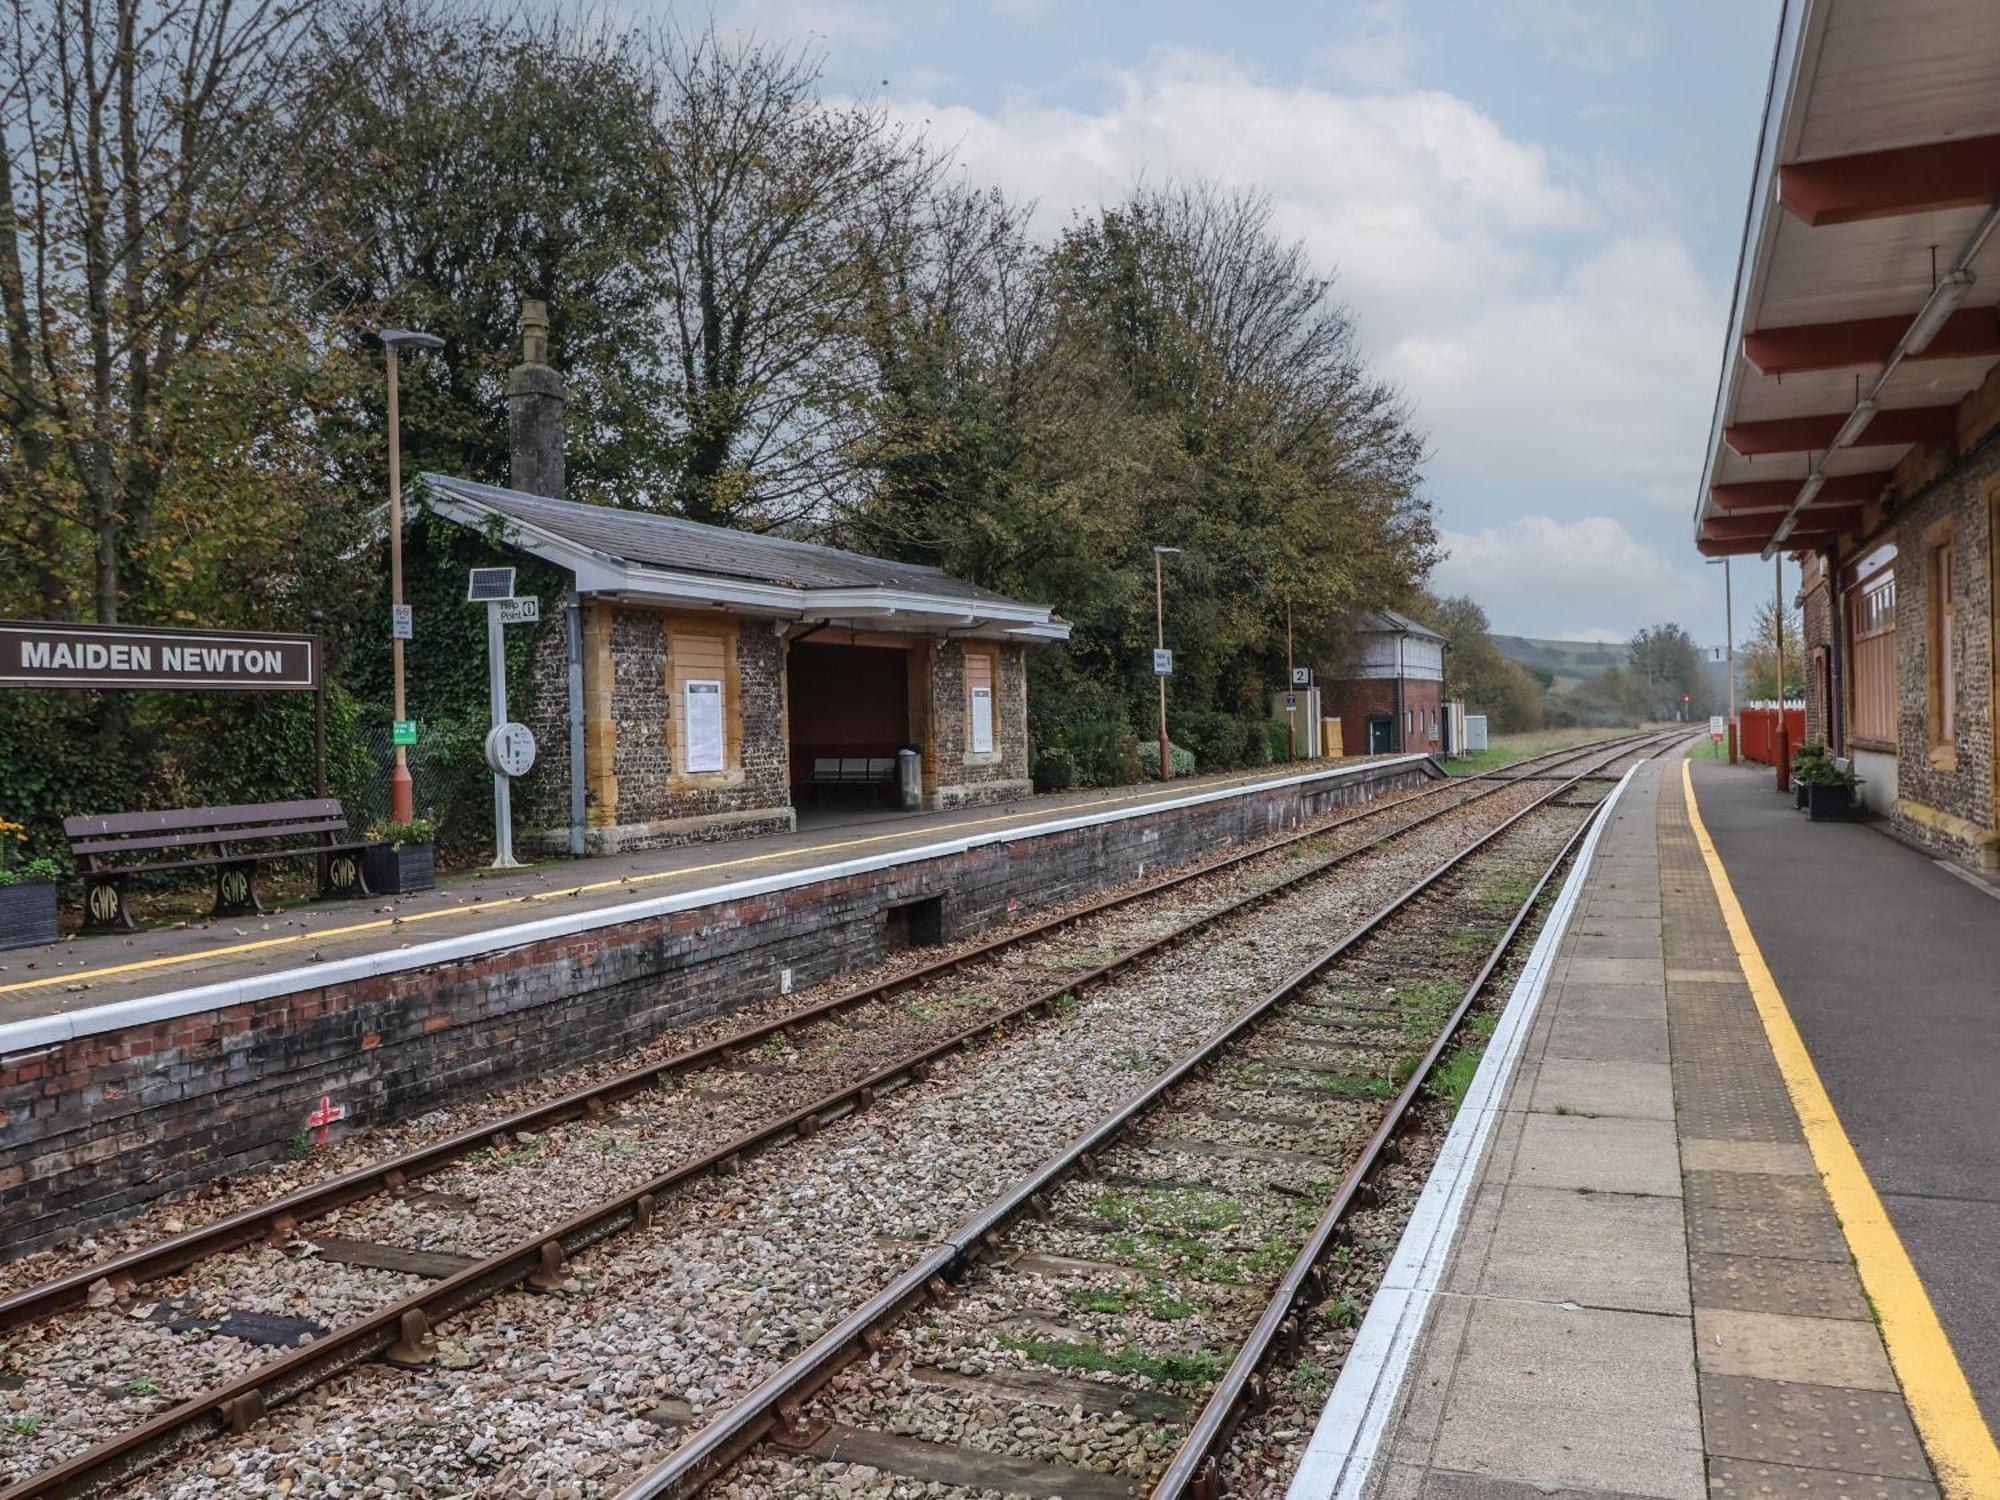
<box><xmin>1322</xmin><ymin>677</ymin><xmax>1443</xmax><ymax>756</ymax></box>
<box><xmin>519</xmin><ymin>616</ymin><xmax>573</xmax><ymax>835</ymax></box>
<box><xmin>1889</xmin><ymin>438</ymin><xmax>1998</xmax><ymax>866</ymax></box>
<box><xmin>926</xmin><ymin>640</ymin><xmax>1033</xmax><ymax>808</ymax></box>
<box><xmin>0</xmin><ymin>758</ymin><xmax>1436</xmax><ymax>1254</ymax></box>
<box><xmin>582</xmin><ymin>605</ymin><xmax>793</xmax><ymax>853</ymax></box>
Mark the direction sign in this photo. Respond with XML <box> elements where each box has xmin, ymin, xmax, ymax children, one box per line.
<box><xmin>498</xmin><ymin>596</ymin><xmax>540</xmax><ymax>626</ymax></box>
<box><xmin>1152</xmin><ymin>648</ymin><xmax>1173</xmax><ymax>677</ymax></box>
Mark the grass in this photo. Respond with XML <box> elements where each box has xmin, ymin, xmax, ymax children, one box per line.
<box><xmin>4</xmin><ymin>1415</ymin><xmax>43</xmax><ymax>1437</ymax></box>
<box><xmin>996</xmin><ymin>1332</ymin><xmax>1222</xmax><ymax>1387</ymax></box>
<box><xmin>1428</xmin><ymin>1012</ymin><xmax>1499</xmax><ymax>1110</ymax></box>
<box><xmin>1444</xmin><ymin>725</ymin><xmax>1646</xmax><ymax>777</ymax></box>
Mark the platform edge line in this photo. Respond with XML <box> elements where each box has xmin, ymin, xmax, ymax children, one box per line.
<box><xmin>1282</xmin><ymin>765</ymin><xmax>1639</xmax><ymax>1500</ymax></box>
<box><xmin>1682</xmin><ymin>757</ymin><xmax>2000</xmax><ymax>1500</ymax></box>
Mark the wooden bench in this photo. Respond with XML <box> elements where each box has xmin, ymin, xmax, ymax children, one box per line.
<box><xmin>63</xmin><ymin>799</ymin><xmax>374</xmax><ymax>933</ymax></box>
<box><xmin>803</xmin><ymin>756</ymin><xmax>898</xmax><ymax>804</ymax></box>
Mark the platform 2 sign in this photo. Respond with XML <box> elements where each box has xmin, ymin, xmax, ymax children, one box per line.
<box><xmin>0</xmin><ymin>621</ymin><xmax>319</xmax><ymax>691</ymax></box>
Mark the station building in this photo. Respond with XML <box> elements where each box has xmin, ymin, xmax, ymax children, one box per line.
<box><xmin>423</xmin><ymin>306</ymin><xmax>1070</xmax><ymax>855</ymax></box>
<box><xmin>1693</xmin><ymin>1</ymin><xmax>2000</xmax><ymax>870</ymax></box>
<box><xmin>1321</xmin><ymin>610</ymin><xmax>1446</xmax><ymax>757</ymax></box>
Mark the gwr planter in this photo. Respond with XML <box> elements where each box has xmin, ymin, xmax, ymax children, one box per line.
<box><xmin>0</xmin><ymin>879</ymin><xmax>58</xmax><ymax>949</ymax></box>
<box><xmin>361</xmin><ymin>841</ymin><xmax>435</xmax><ymax>895</ymax></box>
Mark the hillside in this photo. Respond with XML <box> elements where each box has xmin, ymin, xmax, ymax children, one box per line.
<box><xmin>1490</xmin><ymin>635</ymin><xmax>1628</xmax><ymax>687</ymax></box>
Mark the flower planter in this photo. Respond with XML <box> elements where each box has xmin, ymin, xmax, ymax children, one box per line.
<box><xmin>361</xmin><ymin>841</ymin><xmax>435</xmax><ymax>895</ymax></box>
<box><xmin>0</xmin><ymin>879</ymin><xmax>58</xmax><ymax>950</ymax></box>
<box><xmin>1806</xmin><ymin>783</ymin><xmax>1855</xmax><ymax>822</ymax></box>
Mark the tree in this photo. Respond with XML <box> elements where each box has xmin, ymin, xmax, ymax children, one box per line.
<box><xmin>1416</xmin><ymin>594</ymin><xmax>1547</xmax><ymax>732</ymax></box>
<box><xmin>297</xmin><ymin>2</ymin><xmax>680</xmax><ymax>507</ymax></box>
<box><xmin>0</xmin><ymin>0</ymin><xmax>353</xmax><ymax>624</ymax></box>
<box><xmin>649</xmin><ymin>28</ymin><xmax>935</xmax><ymax>528</ymax></box>
<box><xmin>1741</xmin><ymin>599</ymin><xmax>1804</xmax><ymax>701</ymax></box>
<box><xmin>1627</xmin><ymin>622</ymin><xmax>1709</xmax><ymax>717</ymax></box>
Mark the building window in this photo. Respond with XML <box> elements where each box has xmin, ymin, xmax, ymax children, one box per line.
<box><xmin>1927</xmin><ymin>534</ymin><xmax>1955</xmax><ymax>751</ymax></box>
<box><xmin>1846</xmin><ymin>563</ymin><xmax>1895</xmax><ymax>746</ymax></box>
<box><xmin>964</xmin><ymin>645</ymin><xmax>998</xmax><ymax>755</ymax></box>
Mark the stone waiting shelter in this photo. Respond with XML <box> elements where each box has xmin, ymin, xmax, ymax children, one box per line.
<box><xmin>421</xmin><ymin>475</ymin><xmax>1070</xmax><ymax>855</ymax></box>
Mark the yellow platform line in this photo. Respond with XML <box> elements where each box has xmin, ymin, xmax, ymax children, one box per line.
<box><xmin>1683</xmin><ymin>759</ymin><xmax>2000</xmax><ymax>1498</ymax></box>
<box><xmin>0</xmin><ymin>768</ymin><xmax>1297</xmax><ymax>999</ymax></box>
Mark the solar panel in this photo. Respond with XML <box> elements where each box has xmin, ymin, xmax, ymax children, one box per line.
<box><xmin>466</xmin><ymin>567</ymin><xmax>516</xmax><ymax>602</ymax></box>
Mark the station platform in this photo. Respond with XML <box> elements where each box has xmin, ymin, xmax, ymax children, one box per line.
<box><xmin>1295</xmin><ymin>751</ymin><xmax>2000</xmax><ymax>1500</ymax></box>
<box><xmin>0</xmin><ymin>758</ymin><xmax>1428</xmax><ymax>1036</ymax></box>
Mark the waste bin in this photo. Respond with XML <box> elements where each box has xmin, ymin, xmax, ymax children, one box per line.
<box><xmin>897</xmin><ymin>746</ymin><xmax>922</xmax><ymax>811</ymax></box>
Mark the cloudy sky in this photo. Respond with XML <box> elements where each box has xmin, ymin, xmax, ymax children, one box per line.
<box><xmin>725</xmin><ymin>0</ymin><xmax>1780</xmax><ymax>643</ymax></box>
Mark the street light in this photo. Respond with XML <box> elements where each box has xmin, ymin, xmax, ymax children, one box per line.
<box><xmin>1706</xmin><ymin>557</ymin><xmax>1736</xmax><ymax>763</ymax></box>
<box><xmin>1152</xmin><ymin>546</ymin><xmax>1182</xmax><ymax>781</ymax></box>
<box><xmin>380</xmin><ymin>328</ymin><xmax>445</xmax><ymax>826</ymax></box>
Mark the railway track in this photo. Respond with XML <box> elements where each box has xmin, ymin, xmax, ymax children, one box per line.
<box><xmin>0</xmin><ymin>732</ymin><xmax>1671</xmax><ymax>1498</ymax></box>
<box><xmin>615</xmin><ymin>735</ymin><xmax>1673</xmax><ymax>1500</ymax></box>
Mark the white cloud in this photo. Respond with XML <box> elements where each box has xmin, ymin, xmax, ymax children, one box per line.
<box><xmin>1389</xmin><ymin>234</ymin><xmax>1718</xmax><ymax>504</ymax></box>
<box><xmin>1434</xmin><ymin>515</ymin><xmax>1705</xmax><ymax>631</ymax></box>
<box><xmin>1499</xmin><ymin>1</ymin><xmax>1656</xmax><ymax>73</ymax></box>
<box><xmin>1317</xmin><ymin>0</ymin><xmax>1420</xmax><ymax>90</ymax></box>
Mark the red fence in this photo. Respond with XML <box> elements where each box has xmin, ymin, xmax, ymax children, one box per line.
<box><xmin>1737</xmin><ymin>707</ymin><xmax>1805</xmax><ymax>766</ymax></box>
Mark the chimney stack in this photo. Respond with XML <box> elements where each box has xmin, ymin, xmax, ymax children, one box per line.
<box><xmin>507</xmin><ymin>299</ymin><xmax>566</xmax><ymax>498</ymax></box>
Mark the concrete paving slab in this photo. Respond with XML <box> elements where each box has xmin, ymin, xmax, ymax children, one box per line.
<box><xmin>1686</xmin><ymin>1196</ymin><xmax>1851</xmax><ymax>1263</ymax></box>
<box><xmin>1428</xmin><ymin>1299</ymin><xmax>1703</xmax><ymax>1500</ymax></box>
<box><xmin>1562</xmin><ymin>955</ymin><xmax>1668</xmax><ymax>986</ymax></box>
<box><xmin>1694</xmin><ymin>1308</ymin><xmax>1899</xmax><ymax>1391</ymax></box>
<box><xmin>1509</xmin><ymin>1113</ymin><xmax>1682</xmax><ymax>1198</ymax></box>
<box><xmin>1475</xmin><ymin>1184</ymin><xmax>1689</xmax><ymax>1315</ymax></box>
<box><xmin>1527</xmin><ymin>1057</ymin><xmax>1674</xmax><ymax>1120</ymax></box>
<box><xmin>1542</xmin><ymin>1012</ymin><xmax>1670</xmax><ymax>1065</ymax></box>
<box><xmin>1552</xmin><ymin>981</ymin><xmax>1668</xmax><ymax>1021</ymax></box>
<box><xmin>1567</xmin><ymin>930</ymin><xmax>1664</xmax><ymax>960</ymax></box>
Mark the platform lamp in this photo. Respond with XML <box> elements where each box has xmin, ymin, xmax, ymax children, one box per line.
<box><xmin>1707</xmin><ymin>557</ymin><xmax>1736</xmax><ymax>763</ymax></box>
<box><xmin>380</xmin><ymin>328</ymin><xmax>446</xmax><ymax>826</ymax></box>
<box><xmin>1152</xmin><ymin>546</ymin><xmax>1182</xmax><ymax>780</ymax></box>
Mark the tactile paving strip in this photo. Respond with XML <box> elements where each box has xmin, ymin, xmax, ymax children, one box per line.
<box><xmin>1690</xmin><ymin>1252</ymin><xmax>1871</xmax><ymax>1321</ymax></box>
<box><xmin>1708</xmin><ymin>1459</ymin><xmax>1939</xmax><ymax>1499</ymax></box>
<box><xmin>1701</xmin><ymin>1374</ymin><xmax>1936</xmax><ymax>1482</ymax></box>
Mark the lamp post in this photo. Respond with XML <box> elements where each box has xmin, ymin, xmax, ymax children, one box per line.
<box><xmin>1152</xmin><ymin>545</ymin><xmax>1182</xmax><ymax>780</ymax></box>
<box><xmin>380</xmin><ymin>328</ymin><xmax>445</xmax><ymax>826</ymax></box>
<box><xmin>1773</xmin><ymin>553</ymin><xmax>1790</xmax><ymax>794</ymax></box>
<box><xmin>1707</xmin><ymin>557</ymin><xmax>1736</xmax><ymax>763</ymax></box>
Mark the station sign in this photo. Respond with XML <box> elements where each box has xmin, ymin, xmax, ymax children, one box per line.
<box><xmin>1709</xmin><ymin>715</ymin><xmax>1726</xmax><ymax>742</ymax></box>
<box><xmin>1284</xmin><ymin>693</ymin><xmax>1298</xmax><ymax>711</ymax></box>
<box><xmin>0</xmin><ymin>620</ymin><xmax>318</xmax><ymax>692</ymax></box>
<box><xmin>498</xmin><ymin>596</ymin><xmax>540</xmax><ymax>626</ymax></box>
<box><xmin>1291</xmin><ymin>666</ymin><xmax>1312</xmax><ymax>687</ymax></box>
<box><xmin>1152</xmin><ymin>648</ymin><xmax>1174</xmax><ymax>676</ymax></box>
<box><xmin>393</xmin><ymin>719</ymin><xmax>419</xmax><ymax>746</ymax></box>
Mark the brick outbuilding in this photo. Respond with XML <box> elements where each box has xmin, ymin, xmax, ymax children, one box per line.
<box><xmin>1321</xmin><ymin>610</ymin><xmax>1446</xmax><ymax>757</ymax></box>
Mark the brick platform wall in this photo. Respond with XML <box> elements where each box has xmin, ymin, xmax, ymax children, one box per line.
<box><xmin>0</xmin><ymin>760</ymin><xmax>1435</xmax><ymax>1255</ymax></box>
